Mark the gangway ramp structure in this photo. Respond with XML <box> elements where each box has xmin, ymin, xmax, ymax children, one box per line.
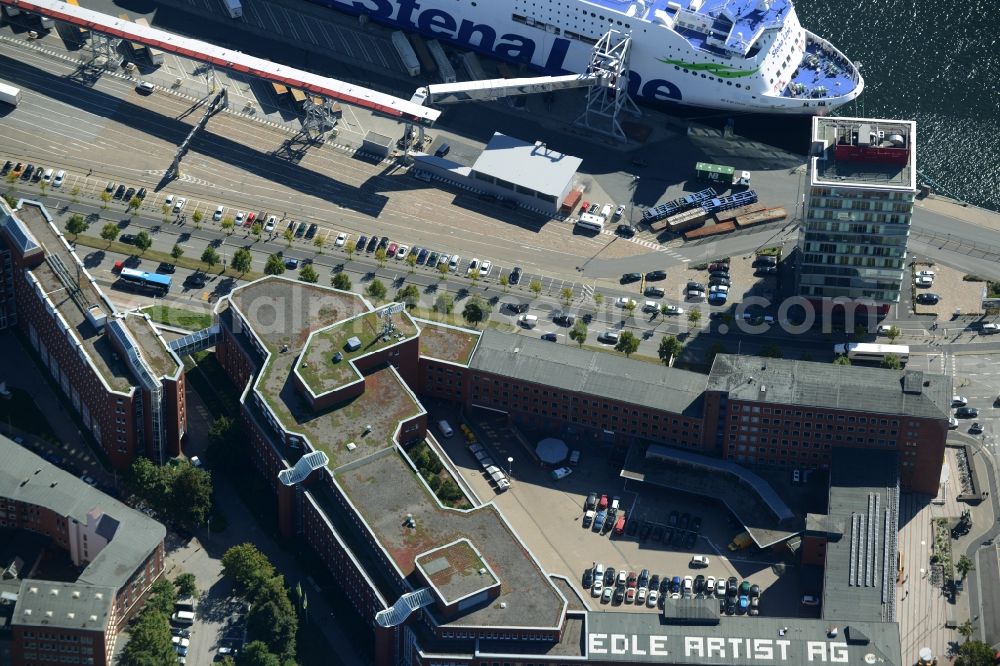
<box><xmin>0</xmin><ymin>0</ymin><xmax>440</xmax><ymax>127</ymax></box>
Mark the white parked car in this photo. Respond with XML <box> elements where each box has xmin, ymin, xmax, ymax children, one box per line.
<box><xmin>949</xmin><ymin>417</ymin><xmax>959</xmax><ymax>429</ymax></box>
<box><xmin>615</xmin><ymin>297</ymin><xmax>636</xmax><ymax>308</ymax></box>
<box><xmin>213</xmin><ymin>205</ymin><xmax>224</xmax><ymax>221</ymax></box>
<box><xmin>705</xmin><ymin>576</ymin><xmax>716</xmax><ymax>594</ymax></box>
<box><xmin>690</xmin><ymin>555</ymin><xmax>710</xmax><ymax>568</ymax></box>
<box><xmin>173</xmin><ymin>197</ymin><xmax>186</xmax><ymax>213</ymax></box>
<box><xmin>335</xmin><ymin>232</ymin><xmax>347</xmax><ymax>247</ymax></box>
<box><xmin>479</xmin><ymin>259</ymin><xmax>492</xmax><ymax>276</ymax></box>
<box><xmin>550</xmin><ymin>466</ymin><xmax>573</xmax><ymax>481</ymax></box>
<box><xmin>396</xmin><ymin>245</ymin><xmax>409</xmax><ymax>260</ymax></box>
<box><xmin>915</xmin><ymin>270</ymin><xmax>936</xmax><ymax>278</ymax></box>
<box><xmin>636</xmin><ymin>587</ymin><xmax>647</xmax><ymax>605</ymax></box>
<box><xmin>646</xmin><ymin>589</ymin><xmax>659</xmax><ymax>607</ymax></box>
<box><xmin>663</xmin><ymin>305</ymin><xmax>684</xmax><ymax>315</ymax></box>
<box><xmin>53</xmin><ymin>170</ymin><xmax>65</xmax><ymax>187</ymax></box>
<box><xmin>981</xmin><ymin>323</ymin><xmax>1000</xmax><ymax>333</ymax></box>
<box><xmin>164</xmin><ymin>194</ymin><xmax>174</xmax><ymax>207</ymax></box>
<box><xmin>953</xmin><ymin>395</ymin><xmax>968</xmax><ymax>407</ymax></box>
<box><xmin>234</xmin><ymin>211</ymin><xmax>245</xmax><ymax>225</ymax></box>
<box><xmin>264</xmin><ymin>216</ymin><xmax>277</xmax><ymax>232</ymax></box>
<box><xmin>591</xmin><ymin>578</ymin><xmax>603</xmax><ymax>597</ymax></box>
<box><xmin>467</xmin><ymin>258</ymin><xmax>480</xmax><ymax>276</ymax></box>
<box><xmin>914</xmin><ymin>275</ymin><xmax>933</xmax><ymax>287</ymax></box>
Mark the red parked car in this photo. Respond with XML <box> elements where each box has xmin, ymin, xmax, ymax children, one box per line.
<box><xmin>598</xmin><ymin>494</ymin><xmax>609</xmax><ymax>511</ymax></box>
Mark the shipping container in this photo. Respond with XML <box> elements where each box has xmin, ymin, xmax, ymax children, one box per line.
<box><xmin>133</xmin><ymin>18</ymin><xmax>164</xmax><ymax>65</ymax></box>
<box><xmin>683</xmin><ymin>221</ymin><xmax>736</xmax><ymax>240</ymax></box>
<box><xmin>427</xmin><ymin>40</ymin><xmax>455</xmax><ymax>83</ymax></box>
<box><xmin>0</xmin><ymin>81</ymin><xmax>21</xmax><ymax>107</ymax></box>
<box><xmin>666</xmin><ymin>207</ymin><xmax>710</xmax><ymax>233</ymax></box>
<box><xmin>734</xmin><ymin>207</ymin><xmax>787</xmax><ymax>229</ymax></box>
<box><xmin>715</xmin><ymin>202</ymin><xmax>767</xmax><ymax>224</ymax></box>
<box><xmin>560</xmin><ymin>190</ymin><xmax>582</xmax><ymax>215</ymax></box>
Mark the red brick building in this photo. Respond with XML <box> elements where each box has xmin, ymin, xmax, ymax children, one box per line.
<box><xmin>0</xmin><ymin>199</ymin><xmax>186</xmax><ymax>469</ymax></box>
<box><xmin>0</xmin><ymin>436</ymin><xmax>167</xmax><ymax>666</ymax></box>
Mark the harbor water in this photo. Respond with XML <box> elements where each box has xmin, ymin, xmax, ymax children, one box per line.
<box><xmin>796</xmin><ymin>0</ymin><xmax>1000</xmax><ymax>211</ymax></box>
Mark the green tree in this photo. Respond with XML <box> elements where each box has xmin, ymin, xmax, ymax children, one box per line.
<box><xmin>396</xmin><ymin>284</ymin><xmax>420</xmax><ymax>309</ymax></box>
<box><xmin>759</xmin><ymin>344</ymin><xmax>783</xmax><ymax>358</ymax></box>
<box><xmin>615</xmin><ymin>330</ymin><xmax>640</xmax><ymax>358</ymax></box>
<box><xmin>437</xmin><ymin>262</ymin><xmax>449</xmax><ymax>280</ymax></box>
<box><xmin>100</xmin><ymin>190</ymin><xmax>111</xmax><ymax>209</ymax></box>
<box><xmin>406</xmin><ymin>253</ymin><xmax>417</xmax><ymax>272</ymax></box>
<box><xmin>499</xmin><ymin>274</ymin><xmax>509</xmax><ymax>292</ymax></box>
<box><xmin>5</xmin><ymin>171</ymin><xmax>17</xmax><ymax>187</ymax></box>
<box><xmin>462</xmin><ymin>295</ymin><xmax>490</xmax><ymax>327</ymax></box>
<box><xmin>201</xmin><ymin>246</ymin><xmax>220</xmax><ymax>270</ymax></box>
<box><xmin>958</xmin><ymin>619</ymin><xmax>975</xmax><ymax>643</ymax></box>
<box><xmin>69</xmin><ymin>185</ymin><xmax>81</xmax><ymax>202</ymax></box>
<box><xmin>126</xmin><ymin>196</ymin><xmax>142</xmax><ymax>215</ymax></box>
<box><xmin>222</xmin><ymin>217</ymin><xmax>235</xmax><ymax>235</ymax></box>
<box><xmin>174</xmin><ymin>573</ymin><xmax>198</xmax><ymax>599</ymax></box>
<box><xmin>283</xmin><ymin>228</ymin><xmax>294</xmax><ymax>247</ymax></box>
<box><xmin>530</xmin><ymin>279</ymin><xmax>542</xmax><ymax>296</ymax></box>
<box><xmin>299</xmin><ymin>264</ymin><xmax>318</xmax><ymax>283</ymax></box>
<box><xmin>171</xmin><ymin>244</ymin><xmax>184</xmax><ymax>260</ymax></box>
<box><xmin>331</xmin><ymin>272</ymin><xmax>352</xmax><ymax>291</ymax></box>
<box><xmin>658</xmin><ymin>335</ymin><xmax>683</xmax><ymax>366</ymax></box>
<box><xmin>833</xmin><ymin>355</ymin><xmax>852</xmax><ymax>365</ymax></box>
<box><xmin>365</xmin><ymin>278</ymin><xmax>387</xmax><ymax>302</ymax></box>
<box><xmin>344</xmin><ymin>239</ymin><xmax>356</xmax><ymax>259</ymax></box>
<box><xmin>955</xmin><ymin>639</ymin><xmax>994</xmax><ymax>665</ymax></box>
<box><xmin>569</xmin><ymin>320</ymin><xmax>588</xmax><ymax>347</ymax></box>
<box><xmin>221</xmin><ymin>543</ymin><xmax>276</xmax><ymax>595</ymax></box>
<box><xmin>560</xmin><ymin>287</ymin><xmax>573</xmax><ymax>305</ymax></box>
<box><xmin>251</xmin><ymin>222</ymin><xmax>263</xmax><ymax>241</ymax></box>
<box><xmin>624</xmin><ymin>300</ymin><xmax>637</xmax><ymax>319</ymax></box>
<box><xmin>120</xmin><ymin>609</ymin><xmax>175</xmax><ymax>666</ymax></box>
<box><xmin>881</xmin><ymin>353</ymin><xmax>902</xmax><ymax>370</ymax></box>
<box><xmin>264</xmin><ymin>254</ymin><xmax>285</xmax><ymax>276</ymax></box>
<box><xmin>246</xmin><ymin>575</ymin><xmax>297</xmax><ymax>660</ymax></box>
<box><xmin>957</xmin><ymin>554</ymin><xmax>975</xmax><ymax>580</ymax></box>
<box><xmin>237</xmin><ymin>641</ymin><xmax>282</xmax><ymax>666</ymax></box>
<box><xmin>434</xmin><ymin>292</ymin><xmax>454</xmax><ymax>314</ymax></box>
<box><xmin>192</xmin><ymin>210</ymin><xmax>204</xmax><ymax>225</ymax></box>
<box><xmin>231</xmin><ymin>248</ymin><xmax>253</xmax><ymax>274</ymax></box>
<box><xmin>594</xmin><ymin>292</ymin><xmax>604</xmax><ymax>307</ymax></box>
<box><xmin>313</xmin><ymin>234</ymin><xmax>324</xmax><ymax>252</ymax></box>
<box><xmin>469</xmin><ymin>268</ymin><xmax>481</xmax><ymax>285</ymax></box>
<box><xmin>65</xmin><ymin>214</ymin><xmax>87</xmax><ymax>238</ymax></box>
<box><xmin>886</xmin><ymin>325</ymin><xmax>901</xmax><ymax>342</ymax></box>
<box><xmin>169</xmin><ymin>463</ymin><xmax>213</xmax><ymax>527</ymax></box>
<box><xmin>100</xmin><ymin>223</ymin><xmax>119</xmax><ymax>245</ymax></box>
<box><xmin>375</xmin><ymin>247</ymin><xmax>388</xmax><ymax>268</ymax></box>
<box><xmin>688</xmin><ymin>308</ymin><xmax>702</xmax><ymax>326</ymax></box>
<box><xmin>146</xmin><ymin>578</ymin><xmax>178</xmax><ymax>617</ymax></box>
<box><xmin>134</xmin><ymin>231</ymin><xmax>152</xmax><ymax>254</ymax></box>
<box><xmin>705</xmin><ymin>341</ymin><xmax>726</xmax><ymax>365</ymax></box>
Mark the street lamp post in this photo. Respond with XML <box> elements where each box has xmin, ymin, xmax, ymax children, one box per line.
<box><xmin>507</xmin><ymin>456</ymin><xmax>514</xmax><ymax>479</ymax></box>
<box><xmin>628</xmin><ymin>175</ymin><xmax>640</xmax><ymax>229</ymax></box>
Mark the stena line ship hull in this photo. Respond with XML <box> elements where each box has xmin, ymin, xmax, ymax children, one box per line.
<box><xmin>298</xmin><ymin>0</ymin><xmax>864</xmax><ymax>115</ymax></box>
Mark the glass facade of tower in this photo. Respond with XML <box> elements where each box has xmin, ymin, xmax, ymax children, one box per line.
<box><xmin>798</xmin><ymin>188</ymin><xmax>914</xmax><ymax>302</ymax></box>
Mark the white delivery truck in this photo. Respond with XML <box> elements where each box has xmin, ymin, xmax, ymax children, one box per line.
<box><xmin>0</xmin><ymin>81</ymin><xmax>21</xmax><ymax>107</ymax></box>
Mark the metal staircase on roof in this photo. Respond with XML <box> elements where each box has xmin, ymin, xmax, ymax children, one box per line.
<box><xmin>45</xmin><ymin>254</ymin><xmax>90</xmax><ymax>314</ymax></box>
<box><xmin>375</xmin><ymin>588</ymin><xmax>435</xmax><ymax>628</ymax></box>
<box><xmin>278</xmin><ymin>451</ymin><xmax>329</xmax><ymax>486</ymax></box>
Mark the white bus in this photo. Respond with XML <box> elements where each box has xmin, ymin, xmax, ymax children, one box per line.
<box><xmin>575</xmin><ymin>213</ymin><xmax>605</xmax><ymax>233</ymax></box>
<box><xmin>834</xmin><ymin>343</ymin><xmax>910</xmax><ymax>364</ymax></box>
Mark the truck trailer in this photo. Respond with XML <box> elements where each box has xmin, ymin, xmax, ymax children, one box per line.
<box><xmin>0</xmin><ymin>81</ymin><xmax>21</xmax><ymax>107</ymax></box>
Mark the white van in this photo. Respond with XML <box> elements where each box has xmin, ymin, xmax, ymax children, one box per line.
<box><xmin>642</xmin><ymin>300</ymin><xmax>659</xmax><ymax>313</ymax></box>
<box><xmin>518</xmin><ymin>314</ymin><xmax>538</xmax><ymax>328</ymax></box>
<box><xmin>600</xmin><ymin>203</ymin><xmax>613</xmax><ymax>220</ymax></box>
<box><xmin>437</xmin><ymin>420</ymin><xmax>454</xmax><ymax>438</ymax></box>
<box><xmin>170</xmin><ymin>611</ymin><xmax>195</xmax><ymax>626</ymax></box>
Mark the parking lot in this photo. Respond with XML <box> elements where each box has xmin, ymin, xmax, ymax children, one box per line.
<box><xmin>431</xmin><ymin>408</ymin><xmax>809</xmax><ymax>618</ymax></box>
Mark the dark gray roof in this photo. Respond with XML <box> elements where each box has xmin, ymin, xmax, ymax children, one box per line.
<box><xmin>0</xmin><ymin>437</ymin><xmax>165</xmax><ymax>591</ymax></box>
<box><xmin>707</xmin><ymin>355</ymin><xmax>951</xmax><ymax>420</ymax></box>
<box><xmin>585</xmin><ymin>611</ymin><xmax>901</xmax><ymax>664</ymax></box>
<box><xmin>470</xmin><ymin>330</ymin><xmax>706</xmax><ymax>416</ymax></box>
<box><xmin>822</xmin><ymin>449</ymin><xmax>900</xmax><ymax>624</ymax></box>
<box><xmin>13</xmin><ymin>580</ymin><xmax>115</xmax><ymax>631</ymax></box>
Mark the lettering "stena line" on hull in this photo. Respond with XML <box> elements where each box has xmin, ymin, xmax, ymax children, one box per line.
<box><xmin>304</xmin><ymin>0</ymin><xmax>685</xmax><ymax>103</ymax></box>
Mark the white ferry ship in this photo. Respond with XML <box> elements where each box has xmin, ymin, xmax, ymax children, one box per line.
<box><xmin>302</xmin><ymin>0</ymin><xmax>864</xmax><ymax>114</ymax></box>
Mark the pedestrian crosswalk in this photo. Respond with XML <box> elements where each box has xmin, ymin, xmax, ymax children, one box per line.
<box><xmin>602</xmin><ymin>231</ymin><xmax>691</xmax><ymax>262</ymax></box>
<box><xmin>581</xmin><ymin>283</ymin><xmax>595</xmax><ymax>300</ymax></box>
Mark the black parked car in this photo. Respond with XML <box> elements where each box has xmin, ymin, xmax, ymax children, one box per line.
<box><xmin>21</xmin><ymin>164</ymin><xmax>34</xmax><ymax>180</ymax></box>
<box><xmin>305</xmin><ymin>223</ymin><xmax>318</xmax><ymax>239</ymax></box>
<box><xmin>356</xmin><ymin>235</ymin><xmax>368</xmax><ymax>250</ymax></box>
<box><xmin>916</xmin><ymin>293</ymin><xmax>940</xmax><ymax>305</ymax></box>
<box><xmin>686</xmin><ymin>281</ymin><xmax>705</xmax><ymax>292</ymax></box>
<box><xmin>114</xmin><ymin>184</ymin><xmax>126</xmax><ymax>199</ymax></box>
<box><xmin>136</xmin><ymin>187</ymin><xmax>147</xmax><ymax>200</ymax></box>
<box><xmin>754</xmin><ymin>266</ymin><xmax>778</xmax><ymax>276</ymax></box>
<box><xmin>119</xmin><ymin>234</ymin><xmax>137</xmax><ymax>245</ymax></box>
<box><xmin>184</xmin><ymin>273</ymin><xmax>207</xmax><ymax>288</ymax></box>
<box><xmin>366</xmin><ymin>236</ymin><xmax>379</xmax><ymax>252</ymax></box>
<box><xmin>123</xmin><ymin>187</ymin><xmax>136</xmax><ymax>201</ymax></box>
<box><xmin>955</xmin><ymin>407</ymin><xmax>979</xmax><ymax>419</ymax></box>
<box><xmin>645</xmin><ymin>270</ymin><xmax>667</xmax><ymax>281</ymax></box>
<box><xmin>509</xmin><ymin>267</ymin><xmax>522</xmax><ymax>285</ymax></box>
<box><xmin>604</xmin><ymin>567</ymin><xmax>616</xmax><ymax>587</ymax></box>
<box><xmin>507</xmin><ymin>302</ymin><xmax>530</xmax><ymax>314</ymax></box>
<box><xmin>616</xmin><ymin>224</ymin><xmax>635</xmax><ymax>238</ymax></box>
<box><xmin>377</xmin><ymin>237</ymin><xmax>390</xmax><ymax>251</ymax></box>
<box><xmin>621</xmin><ymin>272</ymin><xmax>642</xmax><ymax>284</ymax></box>
<box><xmin>0</xmin><ymin>160</ymin><xmax>11</xmax><ymax>175</ymax></box>
<box><xmin>727</xmin><ymin>576</ymin><xmax>738</xmax><ymax>597</ymax></box>
<box><xmin>753</xmin><ymin>255</ymin><xmax>778</xmax><ymax>266</ymax></box>
<box><xmin>156</xmin><ymin>263</ymin><xmax>176</xmax><ymax>274</ymax></box>
<box><xmin>553</xmin><ymin>312</ymin><xmax>576</xmax><ymax>326</ymax></box>
<box><xmin>582</xmin><ymin>568</ymin><xmax>593</xmax><ymax>588</ymax></box>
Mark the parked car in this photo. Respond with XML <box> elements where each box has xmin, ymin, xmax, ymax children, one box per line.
<box><xmin>916</xmin><ymin>293</ymin><xmax>940</xmax><ymax>305</ymax></box>
<box><xmin>621</xmin><ymin>272</ymin><xmax>642</xmax><ymax>284</ymax></box>
<box><xmin>550</xmin><ymin>467</ymin><xmax>573</xmax><ymax>481</ymax></box>
<box><xmin>915</xmin><ymin>275</ymin><xmax>933</xmax><ymax>287</ymax></box>
<box><xmin>335</xmin><ymin>232</ymin><xmax>348</xmax><ymax>247</ymax></box>
<box><xmin>615</xmin><ymin>297</ymin><xmax>636</xmax><ymax>308</ymax></box>
<box><xmin>952</xmin><ymin>395</ymin><xmax>968</xmax><ymax>407</ymax></box>
<box><xmin>509</xmin><ymin>267</ymin><xmax>522</xmax><ymax>285</ymax></box>
<box><xmin>969</xmin><ymin>422</ymin><xmax>984</xmax><ymax>434</ymax></box>
<box><xmin>690</xmin><ymin>555</ymin><xmax>710</xmax><ymax>568</ymax></box>
<box><xmin>173</xmin><ymin>197</ymin><xmax>186</xmax><ymax>212</ymax></box>
<box><xmin>645</xmin><ymin>286</ymin><xmax>665</xmax><ymax>298</ymax></box>
<box><xmin>305</xmin><ymin>223</ymin><xmax>319</xmax><ymax>240</ymax></box>
<box><xmin>53</xmin><ymin>170</ymin><xmax>65</xmax><ymax>187</ymax></box>
<box><xmin>955</xmin><ymin>407</ymin><xmax>979</xmax><ymax>419</ymax></box>
<box><xmin>156</xmin><ymin>263</ymin><xmax>176</xmax><ymax>274</ymax></box>
<box><xmin>645</xmin><ymin>270</ymin><xmax>667</xmax><ymax>281</ymax></box>
<box><xmin>366</xmin><ymin>236</ymin><xmax>380</xmax><ymax>252</ymax></box>
<box><xmin>616</xmin><ymin>224</ymin><xmax>635</xmax><ymax>238</ymax></box>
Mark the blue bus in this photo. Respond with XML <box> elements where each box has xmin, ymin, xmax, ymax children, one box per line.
<box><xmin>117</xmin><ymin>267</ymin><xmax>172</xmax><ymax>295</ymax></box>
